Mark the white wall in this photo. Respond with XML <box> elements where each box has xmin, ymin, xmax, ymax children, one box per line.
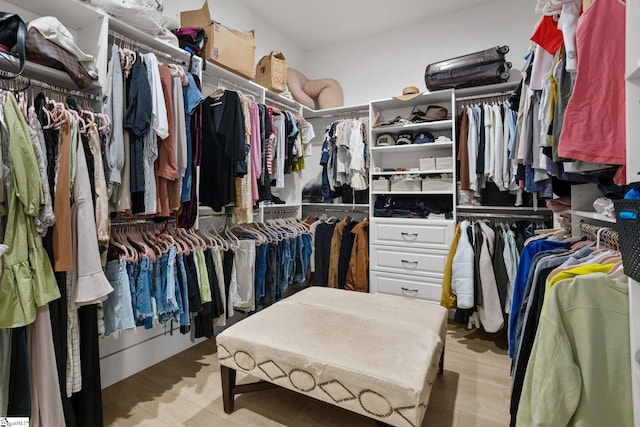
<box><xmin>304</xmin><ymin>0</ymin><xmax>539</xmax><ymax>106</ymax></box>
<box><xmin>163</xmin><ymin>0</ymin><xmax>307</xmax><ymax>71</ymax></box>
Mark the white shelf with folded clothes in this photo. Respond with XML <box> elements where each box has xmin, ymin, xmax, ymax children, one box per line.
<box><xmin>368</xmin><ymin>88</ymin><xmax>457</xmax><ymax>303</ymax></box>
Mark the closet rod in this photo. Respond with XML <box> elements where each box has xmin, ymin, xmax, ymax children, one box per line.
<box><xmin>457</xmin><ymin>212</ymin><xmax>548</xmax><ymax>220</ymax></box>
<box><xmin>264</xmin><ymin>97</ymin><xmax>300</xmax><ymax>114</ymax></box>
<box><xmin>579</xmin><ymin>221</ymin><xmax>619</xmax><ymax>248</ymax></box>
<box><xmin>310</xmin><ymin>110</ymin><xmax>369</xmax><ymax>119</ymax></box>
<box><xmin>303</xmin><ymin>207</ymin><xmax>369</xmax><ymax>214</ymax></box>
<box><xmin>455</xmin><ymin>90</ymin><xmax>513</xmax><ymax>102</ymax></box>
<box><xmin>336</xmin><ymin>111</ymin><xmax>369</xmax><ymax>119</ymax></box>
<box><xmin>108</xmin><ymin>30</ymin><xmax>186</xmax><ymax>66</ymax></box>
<box><xmin>32</xmin><ymin>80</ymin><xmax>101</xmax><ymax>101</ymax></box>
<box><xmin>214</xmin><ymin>76</ymin><xmax>262</xmax><ymax>99</ymax></box>
<box><xmin>1</xmin><ymin>74</ymin><xmax>101</xmax><ymax>101</ymax></box>
<box><xmin>111</xmin><ymin>217</ymin><xmax>174</xmax><ymax>227</ymax></box>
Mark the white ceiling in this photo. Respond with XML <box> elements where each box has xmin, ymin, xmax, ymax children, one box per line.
<box><xmin>237</xmin><ymin>0</ymin><xmax>500</xmax><ymax>50</ymax></box>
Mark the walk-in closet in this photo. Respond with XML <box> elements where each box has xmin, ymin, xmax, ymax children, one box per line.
<box><xmin>0</xmin><ymin>0</ymin><xmax>637</xmax><ymax>426</ymax></box>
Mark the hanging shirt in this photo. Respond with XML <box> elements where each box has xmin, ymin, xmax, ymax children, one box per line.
<box><xmin>0</xmin><ymin>93</ymin><xmax>60</xmax><ymax>328</ymax></box>
<box><xmin>516</xmin><ymin>273</ymin><xmax>631</xmax><ymax>427</ymax></box>
<box><xmin>200</xmin><ymin>90</ymin><xmax>246</xmax><ymax>211</ymax></box>
<box><xmin>558</xmin><ymin>0</ymin><xmax>626</xmax><ymax>180</ymax></box>
<box><xmin>141</xmin><ymin>53</ymin><xmax>167</xmax><ymax>215</ymax></box>
<box><xmin>180</xmin><ymin>72</ymin><xmax>204</xmax><ymax>203</ymax></box>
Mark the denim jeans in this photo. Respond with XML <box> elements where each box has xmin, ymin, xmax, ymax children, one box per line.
<box><xmin>136</xmin><ymin>257</ymin><xmax>154</xmax><ymax>329</ymax></box>
<box><xmin>103</xmin><ymin>259</ymin><xmax>135</xmax><ymax>336</ymax></box>
<box><xmin>288</xmin><ymin>236</ymin><xmax>297</xmax><ymax>285</ymax></box>
<box><xmin>293</xmin><ymin>234</ymin><xmax>312</xmax><ymax>286</ymax></box>
<box><xmin>127</xmin><ymin>261</ymin><xmax>139</xmax><ymax>319</ymax></box>
<box><xmin>266</xmin><ymin>243</ymin><xmax>278</xmax><ymax>305</ymax></box>
<box><xmin>279</xmin><ymin>239</ymin><xmax>291</xmax><ymax>294</ymax></box>
<box><xmin>254</xmin><ymin>244</ymin><xmax>268</xmax><ymax>307</ymax></box>
<box><xmin>176</xmin><ymin>254</ymin><xmax>190</xmax><ymax>326</ymax></box>
<box><xmin>163</xmin><ymin>246</ymin><xmax>179</xmax><ymax>322</ymax></box>
<box><xmin>154</xmin><ymin>253</ymin><xmax>169</xmax><ymax>324</ymax></box>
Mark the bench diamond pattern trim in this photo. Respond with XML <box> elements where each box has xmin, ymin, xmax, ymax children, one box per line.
<box><xmin>217</xmin><ymin>344</ymin><xmax>232</xmax><ymax>361</ymax></box>
<box><xmin>318</xmin><ymin>380</ymin><xmax>357</xmax><ymax>403</ymax></box>
<box><xmin>222</xmin><ymin>346</ymin><xmax>428</xmax><ymax>426</ymax></box>
<box><xmin>258</xmin><ymin>360</ymin><xmax>287</xmax><ymax>381</ymax></box>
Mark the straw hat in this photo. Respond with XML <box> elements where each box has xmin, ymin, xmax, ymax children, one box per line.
<box><xmin>393</xmin><ymin>86</ymin><xmax>421</xmax><ymax>101</ymax></box>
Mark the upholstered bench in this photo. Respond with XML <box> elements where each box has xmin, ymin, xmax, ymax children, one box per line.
<box><xmin>216</xmin><ymin>287</ymin><xmax>447</xmax><ymax>427</ymax></box>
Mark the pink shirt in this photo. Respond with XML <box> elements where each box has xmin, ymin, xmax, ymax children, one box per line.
<box><xmin>558</xmin><ymin>0</ymin><xmax>626</xmax><ymax>169</ymax></box>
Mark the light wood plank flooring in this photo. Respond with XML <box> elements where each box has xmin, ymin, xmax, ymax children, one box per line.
<box><xmin>102</xmin><ymin>322</ymin><xmax>511</xmax><ymax>427</ymax></box>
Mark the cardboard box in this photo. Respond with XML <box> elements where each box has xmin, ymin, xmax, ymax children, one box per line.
<box><xmin>181</xmin><ymin>0</ymin><xmax>256</xmax><ymax>79</ymax></box>
<box><xmin>255</xmin><ymin>51</ymin><xmax>287</xmax><ymax>93</ymax></box>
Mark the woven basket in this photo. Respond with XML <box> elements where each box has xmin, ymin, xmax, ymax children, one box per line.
<box><xmin>614</xmin><ymin>199</ymin><xmax>640</xmax><ymax>281</ymax></box>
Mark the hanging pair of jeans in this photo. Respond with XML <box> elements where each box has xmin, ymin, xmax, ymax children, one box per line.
<box><xmin>103</xmin><ymin>258</ymin><xmax>135</xmax><ymax>336</ymax></box>
<box><xmin>136</xmin><ymin>257</ymin><xmax>154</xmax><ymax>329</ymax></box>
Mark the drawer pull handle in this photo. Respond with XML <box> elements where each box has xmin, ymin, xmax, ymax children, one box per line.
<box><xmin>401</xmin><ymin>259</ymin><xmax>419</xmax><ymax>266</ymax></box>
<box><xmin>401</xmin><ymin>287</ymin><xmax>419</xmax><ymax>293</ymax></box>
<box><xmin>401</xmin><ymin>232</ymin><xmax>418</xmax><ymax>239</ymax></box>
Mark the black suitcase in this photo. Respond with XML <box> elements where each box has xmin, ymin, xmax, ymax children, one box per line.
<box><xmin>425</xmin><ymin>46</ymin><xmax>511</xmax><ymax>91</ymax></box>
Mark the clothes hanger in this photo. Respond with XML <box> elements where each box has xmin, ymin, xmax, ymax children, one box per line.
<box><xmin>198</xmin><ymin>226</ymin><xmax>221</xmax><ymax>249</ymax></box>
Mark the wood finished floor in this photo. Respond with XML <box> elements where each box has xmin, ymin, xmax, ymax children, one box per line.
<box><xmin>102</xmin><ymin>322</ymin><xmax>511</xmax><ymax>427</ymax></box>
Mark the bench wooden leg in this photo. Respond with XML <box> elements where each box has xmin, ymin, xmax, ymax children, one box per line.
<box><xmin>439</xmin><ymin>346</ymin><xmax>445</xmax><ymax>375</ymax></box>
<box><xmin>221</xmin><ymin>365</ymin><xmax>237</xmax><ymax>414</ymax></box>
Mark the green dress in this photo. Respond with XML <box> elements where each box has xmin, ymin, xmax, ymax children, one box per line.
<box><xmin>0</xmin><ymin>92</ymin><xmax>60</xmax><ymax>328</ymax></box>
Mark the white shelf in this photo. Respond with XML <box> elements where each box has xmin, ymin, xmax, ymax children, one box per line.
<box><xmin>0</xmin><ymin>58</ymin><xmax>101</xmax><ymax>93</ymax></box>
<box><xmin>371</xmin><ymin>120</ymin><xmax>453</xmax><ymax>133</ymax></box>
<box><xmin>371</xmin><ymin>190</ymin><xmax>454</xmax><ymax>195</ymax></box>
<box><xmin>303</xmin><ymin>104</ymin><xmax>370</xmax><ymax>119</ymax></box>
<box><xmin>259</xmin><ymin>203</ymin><xmax>301</xmax><ymax>209</ymax></box>
<box><xmin>264</xmin><ymin>91</ymin><xmax>302</xmax><ymax>112</ymax></box>
<box><xmin>372</xmin><ymin>169</ymin><xmax>453</xmax><ymax>176</ymax></box>
<box><xmin>571</xmin><ymin>210</ymin><xmax>616</xmax><ymax>224</ymax></box>
<box><xmin>371</xmin><ymin>141</ymin><xmax>453</xmax><ymax>153</ymax></box>
<box><xmin>302</xmin><ymin>203</ymin><xmax>369</xmax><ymax>208</ymax></box>
<box><xmin>627</xmin><ymin>59</ymin><xmax>640</xmax><ymax>80</ymax></box>
<box><xmin>457</xmin><ymin>205</ymin><xmax>552</xmax><ymax>213</ymax></box>
<box><xmin>372</xmin><ymin>216</ymin><xmax>455</xmax><ymax>225</ymax></box>
<box><xmin>370</xmin><ymin>89</ymin><xmax>454</xmax><ymax>110</ymax></box>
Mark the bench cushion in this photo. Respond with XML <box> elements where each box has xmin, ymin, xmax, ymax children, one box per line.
<box><xmin>216</xmin><ymin>287</ymin><xmax>447</xmax><ymax>427</ymax></box>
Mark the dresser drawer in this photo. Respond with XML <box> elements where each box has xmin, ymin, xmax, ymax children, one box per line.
<box><xmin>370</xmin><ymin>220</ymin><xmax>454</xmax><ymax>249</ymax></box>
<box><xmin>370</xmin><ymin>245</ymin><xmax>446</xmax><ymax>277</ymax></box>
<box><xmin>370</xmin><ymin>270</ymin><xmax>442</xmax><ymax>302</ymax></box>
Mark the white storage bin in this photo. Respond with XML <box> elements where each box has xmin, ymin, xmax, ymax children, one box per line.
<box><xmin>372</xmin><ymin>179</ymin><xmax>390</xmax><ymax>192</ymax></box>
<box><xmin>421</xmin><ymin>177</ymin><xmax>452</xmax><ymax>192</ymax></box>
<box><xmin>435</xmin><ymin>157</ymin><xmax>453</xmax><ymax>171</ymax></box>
<box><xmin>419</xmin><ymin>158</ymin><xmax>436</xmax><ymax>171</ymax></box>
<box><xmin>390</xmin><ymin>179</ymin><xmax>422</xmax><ymax>192</ymax></box>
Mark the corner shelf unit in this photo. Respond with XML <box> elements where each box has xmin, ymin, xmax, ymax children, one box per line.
<box><xmin>368</xmin><ymin>89</ymin><xmax>456</xmax><ymax>303</ymax></box>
